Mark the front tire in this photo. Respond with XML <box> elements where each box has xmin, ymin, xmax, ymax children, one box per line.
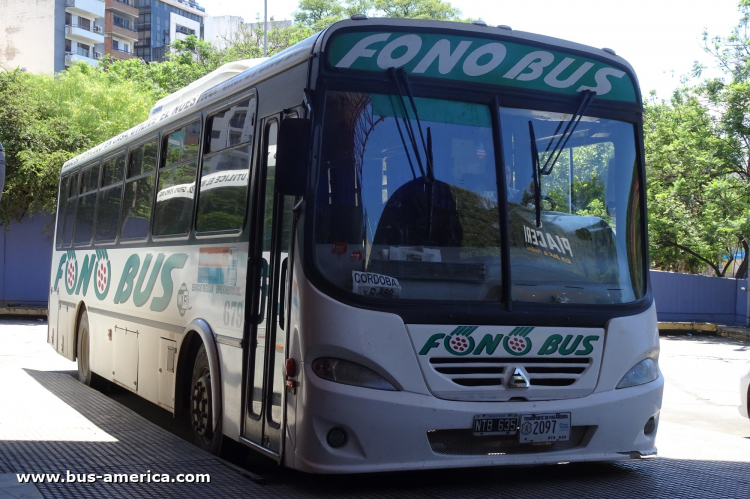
<box><xmin>190</xmin><ymin>344</ymin><xmax>222</xmax><ymax>455</ymax></box>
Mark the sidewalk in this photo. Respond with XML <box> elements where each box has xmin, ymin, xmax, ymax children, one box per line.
<box><xmin>658</xmin><ymin>321</ymin><xmax>750</xmax><ymax>341</ymax></box>
<box><xmin>0</xmin><ymin>321</ymin><xmax>260</xmax><ymax>498</ymax></box>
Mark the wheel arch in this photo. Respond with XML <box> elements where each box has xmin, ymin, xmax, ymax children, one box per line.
<box><xmin>175</xmin><ymin>319</ymin><xmax>222</xmax><ymax>433</ymax></box>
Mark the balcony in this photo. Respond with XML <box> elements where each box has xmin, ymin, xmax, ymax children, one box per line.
<box><xmin>65</xmin><ymin>24</ymin><xmax>105</xmax><ymax>44</ymax></box>
<box><xmin>65</xmin><ymin>0</ymin><xmax>105</xmax><ymax>18</ymax></box>
<box><xmin>106</xmin><ymin>21</ymin><xmax>138</xmax><ymax>41</ymax></box>
<box><xmin>64</xmin><ymin>50</ymin><xmax>101</xmax><ymax>67</ymax></box>
<box><xmin>105</xmin><ymin>0</ymin><xmax>138</xmax><ymax>17</ymax></box>
<box><xmin>108</xmin><ymin>47</ymin><xmax>136</xmax><ymax>61</ymax></box>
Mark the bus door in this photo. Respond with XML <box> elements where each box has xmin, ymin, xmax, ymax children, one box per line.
<box><xmin>243</xmin><ymin>116</ymin><xmax>294</xmax><ymax>457</ymax></box>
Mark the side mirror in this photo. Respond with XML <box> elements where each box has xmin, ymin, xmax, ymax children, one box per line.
<box><xmin>0</xmin><ymin>142</ymin><xmax>5</xmax><ymax>204</ymax></box>
<box><xmin>275</xmin><ymin>118</ymin><xmax>310</xmax><ymax>197</ymax></box>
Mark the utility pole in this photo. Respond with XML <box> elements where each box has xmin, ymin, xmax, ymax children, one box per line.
<box><xmin>263</xmin><ymin>0</ymin><xmax>267</xmax><ymax>57</ymax></box>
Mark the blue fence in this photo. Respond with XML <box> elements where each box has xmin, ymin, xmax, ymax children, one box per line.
<box><xmin>650</xmin><ymin>270</ymin><xmax>747</xmax><ymax>326</ymax></box>
<box><xmin>0</xmin><ymin>214</ymin><xmax>53</xmax><ymax>308</ymax></box>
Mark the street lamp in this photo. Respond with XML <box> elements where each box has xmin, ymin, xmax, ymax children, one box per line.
<box><xmin>264</xmin><ymin>0</ymin><xmax>267</xmax><ymax>57</ymax></box>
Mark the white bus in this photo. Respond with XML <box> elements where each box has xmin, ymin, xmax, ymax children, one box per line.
<box><xmin>48</xmin><ymin>17</ymin><xmax>662</xmax><ymax>472</ymax></box>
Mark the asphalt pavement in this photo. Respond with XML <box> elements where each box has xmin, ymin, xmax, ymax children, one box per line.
<box><xmin>0</xmin><ymin>319</ymin><xmax>749</xmax><ymax>498</ymax></box>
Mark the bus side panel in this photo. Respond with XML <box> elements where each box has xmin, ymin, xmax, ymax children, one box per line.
<box><xmin>218</xmin><ymin>343</ymin><xmax>243</xmax><ymax>441</ymax></box>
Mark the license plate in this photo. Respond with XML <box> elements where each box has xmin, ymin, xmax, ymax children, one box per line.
<box><xmin>472</xmin><ymin>414</ymin><xmax>518</xmax><ymax>436</ymax></box>
<box><xmin>519</xmin><ymin>413</ymin><xmax>571</xmax><ymax>443</ymax></box>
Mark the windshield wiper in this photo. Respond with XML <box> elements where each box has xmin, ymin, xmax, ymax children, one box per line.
<box><xmin>528</xmin><ymin>90</ymin><xmax>597</xmax><ymax>227</ymax></box>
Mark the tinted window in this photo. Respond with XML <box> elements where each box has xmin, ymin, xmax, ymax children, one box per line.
<box><xmin>128</xmin><ymin>139</ymin><xmax>158</xmax><ymax>177</ymax></box>
<box><xmin>121</xmin><ymin>138</ymin><xmax>157</xmax><ymax>240</ymax></box>
<box><xmin>56</xmin><ymin>174</ymin><xmax>69</xmax><ymax>248</ymax></box>
<box><xmin>102</xmin><ymin>153</ymin><xmax>125</xmax><ymax>186</ymax></box>
<box><xmin>120</xmin><ymin>176</ymin><xmax>154</xmax><ymax>240</ymax></box>
<box><xmin>62</xmin><ymin>172</ymin><xmax>80</xmax><ymax>246</ymax></box>
<box><xmin>74</xmin><ymin>164</ymin><xmax>100</xmax><ymax>245</ymax></box>
<box><xmin>153</xmin><ymin>120</ymin><xmax>201</xmax><ymax>236</ymax></box>
<box><xmin>197</xmin><ymin>98</ymin><xmax>255</xmax><ymax>232</ymax></box>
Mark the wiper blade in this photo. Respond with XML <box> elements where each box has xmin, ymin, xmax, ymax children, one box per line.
<box><xmin>539</xmin><ymin>90</ymin><xmax>596</xmax><ymax>175</ymax></box>
<box><xmin>388</xmin><ymin>68</ymin><xmax>426</xmax><ymax>178</ymax></box>
<box><xmin>528</xmin><ymin>121</ymin><xmax>543</xmax><ymax>228</ymax></box>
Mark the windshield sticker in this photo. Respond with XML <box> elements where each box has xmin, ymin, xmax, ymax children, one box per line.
<box><xmin>388</xmin><ymin>246</ymin><xmax>442</xmax><ymax>262</ymax></box>
<box><xmin>328</xmin><ymin>32</ymin><xmax>636</xmax><ymax>103</ymax></box>
<box><xmin>418</xmin><ymin>326</ymin><xmax>600</xmax><ymax>357</ymax></box>
<box><xmin>198</xmin><ymin>246</ymin><xmax>238</xmax><ymax>286</ymax></box>
<box><xmin>352</xmin><ymin>271</ymin><xmax>401</xmax><ymax>298</ymax></box>
<box><xmin>524</xmin><ymin>225</ymin><xmax>573</xmax><ymax>264</ymax></box>
<box><xmin>350</xmin><ymin>251</ymin><xmax>363</xmax><ymax>262</ymax></box>
<box><xmin>332</xmin><ymin>242</ymin><xmax>348</xmax><ymax>255</ymax></box>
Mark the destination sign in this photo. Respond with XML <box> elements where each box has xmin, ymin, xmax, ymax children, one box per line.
<box><xmin>327</xmin><ymin>31</ymin><xmax>637</xmax><ymax>102</ymax></box>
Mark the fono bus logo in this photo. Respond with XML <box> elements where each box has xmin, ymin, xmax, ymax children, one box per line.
<box><xmin>419</xmin><ymin>326</ymin><xmax>600</xmax><ymax>357</ymax></box>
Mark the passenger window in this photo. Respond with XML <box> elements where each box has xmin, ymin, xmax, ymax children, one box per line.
<box><xmin>96</xmin><ymin>153</ymin><xmax>125</xmax><ymax>242</ymax></box>
<box><xmin>153</xmin><ymin>120</ymin><xmax>201</xmax><ymax>236</ymax></box>
<box><xmin>62</xmin><ymin>171</ymin><xmax>79</xmax><ymax>246</ymax></box>
<box><xmin>196</xmin><ymin>97</ymin><xmax>256</xmax><ymax>232</ymax></box>
<box><xmin>121</xmin><ymin>138</ymin><xmax>157</xmax><ymax>240</ymax></box>
<box><xmin>74</xmin><ymin>162</ymin><xmax>100</xmax><ymax>245</ymax></box>
<box><xmin>55</xmin><ymin>174</ymin><xmax>69</xmax><ymax>249</ymax></box>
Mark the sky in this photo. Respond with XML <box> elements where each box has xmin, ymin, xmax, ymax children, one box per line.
<box><xmin>200</xmin><ymin>0</ymin><xmax>745</xmax><ymax>100</ymax></box>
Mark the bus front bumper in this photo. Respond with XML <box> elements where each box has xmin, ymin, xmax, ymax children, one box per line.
<box><xmin>290</xmin><ymin>364</ymin><xmax>663</xmax><ymax>474</ymax></box>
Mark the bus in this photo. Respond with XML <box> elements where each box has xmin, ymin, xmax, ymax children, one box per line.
<box><xmin>48</xmin><ymin>17</ymin><xmax>662</xmax><ymax>473</ymax></box>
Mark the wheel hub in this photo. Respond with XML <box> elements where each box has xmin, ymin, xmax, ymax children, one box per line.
<box><xmin>191</xmin><ymin>373</ymin><xmax>212</xmax><ymax>437</ymax></box>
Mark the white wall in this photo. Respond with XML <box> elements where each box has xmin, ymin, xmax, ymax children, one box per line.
<box><xmin>204</xmin><ymin>15</ymin><xmax>243</xmax><ymax>50</ymax></box>
<box><xmin>169</xmin><ymin>12</ymin><xmax>201</xmax><ymax>43</ymax></box>
<box><xmin>0</xmin><ymin>0</ymin><xmax>58</xmax><ymax>73</ymax></box>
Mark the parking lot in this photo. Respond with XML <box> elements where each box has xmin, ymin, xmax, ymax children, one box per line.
<box><xmin>1</xmin><ymin>320</ymin><xmax>748</xmax><ymax>498</ymax></box>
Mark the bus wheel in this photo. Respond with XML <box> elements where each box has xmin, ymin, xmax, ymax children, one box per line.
<box><xmin>190</xmin><ymin>344</ymin><xmax>222</xmax><ymax>455</ymax></box>
<box><xmin>76</xmin><ymin>311</ymin><xmax>101</xmax><ymax>388</ymax></box>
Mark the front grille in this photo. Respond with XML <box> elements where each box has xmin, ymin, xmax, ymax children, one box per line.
<box><xmin>429</xmin><ymin>357</ymin><xmax>590</xmax><ymax>388</ymax></box>
<box><xmin>427</xmin><ymin>426</ymin><xmax>593</xmax><ymax>456</ymax></box>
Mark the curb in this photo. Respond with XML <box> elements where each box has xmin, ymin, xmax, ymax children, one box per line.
<box><xmin>0</xmin><ymin>307</ymin><xmax>47</xmax><ymax>317</ymax></box>
<box><xmin>658</xmin><ymin>321</ymin><xmax>750</xmax><ymax>341</ymax></box>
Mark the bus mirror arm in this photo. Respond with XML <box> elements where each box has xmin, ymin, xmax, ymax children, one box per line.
<box><xmin>275</xmin><ymin>118</ymin><xmax>311</xmax><ymax>197</ymax></box>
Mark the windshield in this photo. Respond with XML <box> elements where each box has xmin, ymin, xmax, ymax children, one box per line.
<box><xmin>500</xmin><ymin>107</ymin><xmax>644</xmax><ymax>304</ymax></box>
<box><xmin>314</xmin><ymin>91</ymin><xmax>502</xmax><ymax>301</ymax></box>
<box><xmin>312</xmin><ymin>91</ymin><xmax>645</xmax><ymax>305</ymax></box>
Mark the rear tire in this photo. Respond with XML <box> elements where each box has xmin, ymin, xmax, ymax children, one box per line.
<box><xmin>190</xmin><ymin>344</ymin><xmax>222</xmax><ymax>455</ymax></box>
<box><xmin>76</xmin><ymin>311</ymin><xmax>103</xmax><ymax>389</ymax></box>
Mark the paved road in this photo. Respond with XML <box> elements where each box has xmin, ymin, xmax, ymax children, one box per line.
<box><xmin>1</xmin><ymin>320</ymin><xmax>749</xmax><ymax>498</ymax></box>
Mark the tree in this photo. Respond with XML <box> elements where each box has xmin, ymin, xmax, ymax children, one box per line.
<box><xmin>645</xmin><ymin>1</ymin><xmax>750</xmax><ymax>277</ymax></box>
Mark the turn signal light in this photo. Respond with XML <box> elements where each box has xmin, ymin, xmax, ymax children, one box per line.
<box><xmin>285</xmin><ymin>358</ymin><xmax>296</xmax><ymax>377</ymax></box>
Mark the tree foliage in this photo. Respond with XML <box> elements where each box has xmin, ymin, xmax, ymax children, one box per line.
<box><xmin>646</xmin><ymin>1</ymin><xmax>750</xmax><ymax>277</ymax></box>
<box><xmin>0</xmin><ymin>0</ymin><xmax>469</xmax><ymax>226</ymax></box>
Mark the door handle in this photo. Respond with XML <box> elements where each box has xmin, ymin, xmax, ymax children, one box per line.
<box><xmin>257</xmin><ymin>257</ymin><xmax>269</xmax><ymax>325</ymax></box>
<box><xmin>278</xmin><ymin>257</ymin><xmax>288</xmax><ymax>330</ymax></box>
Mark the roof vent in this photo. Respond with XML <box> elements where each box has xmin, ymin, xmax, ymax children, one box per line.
<box><xmin>602</xmin><ymin>47</ymin><xmax>617</xmax><ymax>56</ymax></box>
<box><xmin>351</xmin><ymin>14</ymin><xmax>368</xmax><ymax>20</ymax></box>
<box><xmin>497</xmin><ymin>25</ymin><xmax>512</xmax><ymax>31</ymax></box>
<box><xmin>472</xmin><ymin>20</ymin><xmax>487</xmax><ymax>27</ymax></box>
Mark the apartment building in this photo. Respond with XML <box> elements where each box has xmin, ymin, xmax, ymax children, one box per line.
<box><xmin>104</xmin><ymin>0</ymin><xmax>138</xmax><ymax>61</ymax></box>
<box><xmin>64</xmin><ymin>0</ymin><xmax>106</xmax><ymax>67</ymax></box>
<box><xmin>134</xmin><ymin>0</ymin><xmax>206</xmax><ymax>62</ymax></box>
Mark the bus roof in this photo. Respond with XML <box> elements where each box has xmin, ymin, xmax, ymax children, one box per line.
<box><xmin>62</xmin><ymin>17</ymin><xmax>639</xmax><ymax>174</ymax></box>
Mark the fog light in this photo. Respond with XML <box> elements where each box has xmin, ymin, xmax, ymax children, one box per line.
<box><xmin>327</xmin><ymin>428</ymin><xmax>347</xmax><ymax>448</ymax></box>
<box><xmin>644</xmin><ymin>416</ymin><xmax>656</xmax><ymax>435</ymax></box>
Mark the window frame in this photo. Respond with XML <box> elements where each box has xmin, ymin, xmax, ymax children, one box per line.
<box><xmin>55</xmin><ymin>173</ymin><xmax>71</xmax><ymax>250</ymax></box>
<box><xmin>195</xmin><ymin>91</ymin><xmax>257</xmax><ymax>238</ymax></box>
<box><xmin>72</xmin><ymin>160</ymin><xmax>102</xmax><ymax>248</ymax></box>
<box><xmin>151</xmin><ymin>113</ymin><xmax>203</xmax><ymax>241</ymax></box>
<box><xmin>94</xmin><ymin>149</ymin><xmax>127</xmax><ymax>245</ymax></box>
<box><xmin>120</xmin><ymin>134</ymin><xmax>160</xmax><ymax>243</ymax></box>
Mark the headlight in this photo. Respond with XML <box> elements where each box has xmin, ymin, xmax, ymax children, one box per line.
<box><xmin>617</xmin><ymin>358</ymin><xmax>659</xmax><ymax>389</ymax></box>
<box><xmin>312</xmin><ymin>358</ymin><xmax>397</xmax><ymax>391</ymax></box>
